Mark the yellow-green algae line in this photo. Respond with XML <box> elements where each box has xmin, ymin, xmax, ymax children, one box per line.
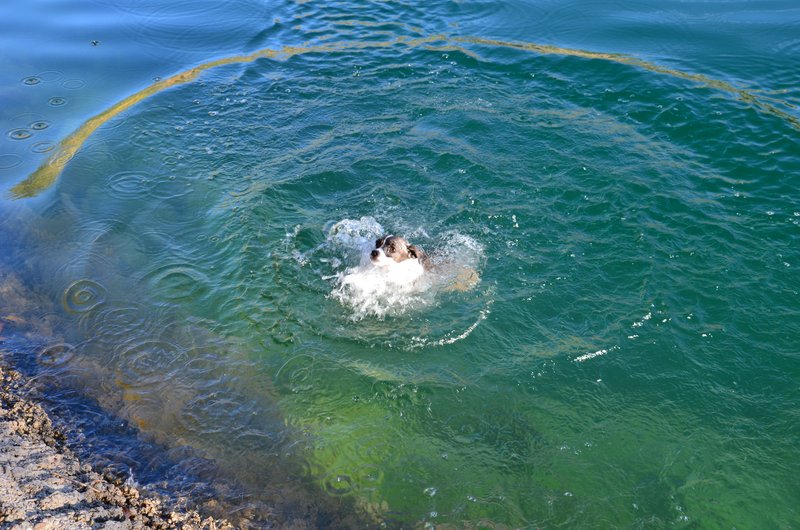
<box><xmin>11</xmin><ymin>34</ymin><xmax>797</xmax><ymax>199</ymax></box>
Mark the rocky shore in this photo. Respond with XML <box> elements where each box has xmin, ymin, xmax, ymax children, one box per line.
<box><xmin>0</xmin><ymin>265</ymin><xmax>235</xmax><ymax>529</ymax></box>
<box><xmin>0</xmin><ymin>259</ymin><xmax>374</xmax><ymax>530</ymax></box>
<box><xmin>0</xmin><ymin>359</ymin><xmax>233</xmax><ymax>530</ymax></box>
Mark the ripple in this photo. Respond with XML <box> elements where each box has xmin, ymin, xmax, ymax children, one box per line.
<box><xmin>62</xmin><ymin>79</ymin><xmax>85</xmax><ymax>90</ymax></box>
<box><xmin>37</xmin><ymin>343</ymin><xmax>77</xmax><ymax>367</ymax></box>
<box><xmin>36</xmin><ymin>70</ymin><xmax>63</xmax><ymax>83</ymax></box>
<box><xmin>0</xmin><ymin>154</ymin><xmax>23</xmax><ymax>169</ymax></box>
<box><xmin>274</xmin><ymin>354</ymin><xmax>318</xmax><ymax>394</ymax></box>
<box><xmin>22</xmin><ymin>76</ymin><xmax>40</xmax><ymax>86</ymax></box>
<box><xmin>84</xmin><ymin>303</ymin><xmax>165</xmax><ymax>347</ymax></box>
<box><xmin>179</xmin><ymin>390</ymin><xmax>251</xmax><ymax>437</ymax></box>
<box><xmin>48</xmin><ymin>96</ymin><xmax>67</xmax><ymax>107</ymax></box>
<box><xmin>323</xmin><ymin>472</ymin><xmax>354</xmax><ymax>496</ymax></box>
<box><xmin>129</xmin><ymin>2</ymin><xmax>257</xmax><ymax>56</ymax></box>
<box><xmin>141</xmin><ymin>263</ymin><xmax>209</xmax><ymax>301</ymax></box>
<box><xmin>444</xmin><ymin>411</ymin><xmax>485</xmax><ymax>445</ymax></box>
<box><xmin>61</xmin><ymin>279</ymin><xmax>108</xmax><ymax>314</ymax></box>
<box><xmin>114</xmin><ymin>339</ymin><xmax>186</xmax><ymax>384</ymax></box>
<box><xmin>29</xmin><ymin>120</ymin><xmax>50</xmax><ymax>131</ymax></box>
<box><xmin>106</xmin><ymin>170</ymin><xmax>154</xmax><ymax>198</ymax></box>
<box><xmin>133</xmin><ymin>104</ymin><xmax>186</xmax><ymax>129</ymax></box>
<box><xmin>147</xmin><ymin>178</ymin><xmax>194</xmax><ymax>200</ymax></box>
<box><xmin>32</xmin><ymin>141</ymin><xmax>56</xmax><ymax>153</ymax></box>
<box><xmin>8</xmin><ymin>129</ymin><xmax>32</xmax><ymax>140</ymax></box>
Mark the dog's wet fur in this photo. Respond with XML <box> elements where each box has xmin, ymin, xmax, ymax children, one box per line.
<box><xmin>370</xmin><ymin>235</ymin><xmax>430</xmax><ymax>269</ymax></box>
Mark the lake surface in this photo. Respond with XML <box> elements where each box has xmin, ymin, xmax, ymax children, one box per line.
<box><xmin>1</xmin><ymin>0</ymin><xmax>799</xmax><ymax>527</ymax></box>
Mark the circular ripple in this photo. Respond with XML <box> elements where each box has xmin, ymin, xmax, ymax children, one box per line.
<box><xmin>142</xmin><ymin>264</ymin><xmax>209</xmax><ymax>301</ymax></box>
<box><xmin>114</xmin><ymin>339</ymin><xmax>185</xmax><ymax>384</ymax></box>
<box><xmin>274</xmin><ymin>354</ymin><xmax>318</xmax><ymax>394</ymax></box>
<box><xmin>85</xmin><ymin>303</ymin><xmax>173</xmax><ymax>354</ymax></box>
<box><xmin>106</xmin><ymin>171</ymin><xmax>153</xmax><ymax>198</ymax></box>
<box><xmin>30</xmin><ymin>120</ymin><xmax>50</xmax><ymax>131</ymax></box>
<box><xmin>62</xmin><ymin>79</ymin><xmax>85</xmax><ymax>90</ymax></box>
<box><xmin>37</xmin><ymin>343</ymin><xmax>76</xmax><ymax>367</ymax></box>
<box><xmin>0</xmin><ymin>154</ymin><xmax>23</xmax><ymax>169</ymax></box>
<box><xmin>323</xmin><ymin>472</ymin><xmax>354</xmax><ymax>496</ymax></box>
<box><xmin>179</xmin><ymin>390</ymin><xmax>252</xmax><ymax>437</ymax></box>
<box><xmin>48</xmin><ymin>97</ymin><xmax>67</xmax><ymax>107</ymax></box>
<box><xmin>36</xmin><ymin>70</ymin><xmax>63</xmax><ymax>82</ymax></box>
<box><xmin>8</xmin><ymin>129</ymin><xmax>32</xmax><ymax>140</ymax></box>
<box><xmin>22</xmin><ymin>76</ymin><xmax>41</xmax><ymax>85</ymax></box>
<box><xmin>88</xmin><ymin>303</ymin><xmax>158</xmax><ymax>337</ymax></box>
<box><xmin>62</xmin><ymin>279</ymin><xmax>107</xmax><ymax>314</ymax></box>
<box><xmin>32</xmin><ymin>141</ymin><xmax>56</xmax><ymax>153</ymax></box>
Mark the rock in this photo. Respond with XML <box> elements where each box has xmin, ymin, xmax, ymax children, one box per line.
<box><xmin>0</xmin><ymin>362</ymin><xmax>233</xmax><ymax>530</ymax></box>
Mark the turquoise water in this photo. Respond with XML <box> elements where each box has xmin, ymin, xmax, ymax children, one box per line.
<box><xmin>2</xmin><ymin>0</ymin><xmax>800</xmax><ymax>527</ymax></box>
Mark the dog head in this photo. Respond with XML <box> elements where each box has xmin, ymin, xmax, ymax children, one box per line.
<box><xmin>370</xmin><ymin>235</ymin><xmax>425</xmax><ymax>268</ymax></box>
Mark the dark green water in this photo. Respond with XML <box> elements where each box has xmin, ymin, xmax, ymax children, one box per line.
<box><xmin>2</xmin><ymin>0</ymin><xmax>799</xmax><ymax>527</ymax></box>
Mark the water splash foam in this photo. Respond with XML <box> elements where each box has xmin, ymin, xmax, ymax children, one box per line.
<box><xmin>323</xmin><ymin>217</ymin><xmax>484</xmax><ymax>321</ymax></box>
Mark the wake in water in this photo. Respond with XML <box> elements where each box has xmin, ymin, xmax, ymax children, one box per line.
<box><xmin>323</xmin><ymin>217</ymin><xmax>483</xmax><ymax>320</ymax></box>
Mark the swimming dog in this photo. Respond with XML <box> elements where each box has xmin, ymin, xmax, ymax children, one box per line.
<box><xmin>359</xmin><ymin>234</ymin><xmax>430</xmax><ymax>288</ymax></box>
<box><xmin>371</xmin><ymin>234</ymin><xmax>482</xmax><ymax>292</ymax></box>
<box><xmin>370</xmin><ymin>235</ymin><xmax>429</xmax><ymax>269</ymax></box>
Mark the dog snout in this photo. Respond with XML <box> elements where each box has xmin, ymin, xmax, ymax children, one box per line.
<box><xmin>370</xmin><ymin>249</ymin><xmax>380</xmax><ymax>258</ymax></box>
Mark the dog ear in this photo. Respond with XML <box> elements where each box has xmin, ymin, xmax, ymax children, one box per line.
<box><xmin>375</xmin><ymin>236</ymin><xmax>386</xmax><ymax>248</ymax></box>
<box><xmin>408</xmin><ymin>244</ymin><xmax>420</xmax><ymax>259</ymax></box>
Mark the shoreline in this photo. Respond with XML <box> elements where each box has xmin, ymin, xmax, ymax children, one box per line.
<box><xmin>0</xmin><ymin>358</ymin><xmax>233</xmax><ymax>530</ymax></box>
<box><xmin>0</xmin><ymin>265</ymin><xmax>237</xmax><ymax>529</ymax></box>
<box><xmin>0</xmin><ymin>263</ymin><xmax>372</xmax><ymax>530</ymax></box>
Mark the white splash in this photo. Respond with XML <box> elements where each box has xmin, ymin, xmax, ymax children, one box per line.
<box><xmin>574</xmin><ymin>345</ymin><xmax>619</xmax><ymax>363</ymax></box>
<box><xmin>323</xmin><ymin>217</ymin><xmax>484</xmax><ymax>320</ymax></box>
<box><xmin>333</xmin><ymin>258</ymin><xmax>431</xmax><ymax>319</ymax></box>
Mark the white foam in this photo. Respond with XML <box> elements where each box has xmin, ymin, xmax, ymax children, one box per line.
<box><xmin>333</xmin><ymin>259</ymin><xmax>431</xmax><ymax>319</ymax></box>
<box><xmin>574</xmin><ymin>345</ymin><xmax>619</xmax><ymax>363</ymax></box>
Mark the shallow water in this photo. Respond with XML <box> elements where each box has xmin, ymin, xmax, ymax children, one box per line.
<box><xmin>2</xmin><ymin>0</ymin><xmax>800</xmax><ymax>527</ymax></box>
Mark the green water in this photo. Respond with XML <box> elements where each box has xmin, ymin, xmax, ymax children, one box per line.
<box><xmin>1</xmin><ymin>0</ymin><xmax>799</xmax><ymax>527</ymax></box>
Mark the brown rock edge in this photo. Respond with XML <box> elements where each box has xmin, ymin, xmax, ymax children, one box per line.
<box><xmin>0</xmin><ymin>362</ymin><xmax>233</xmax><ymax>530</ymax></box>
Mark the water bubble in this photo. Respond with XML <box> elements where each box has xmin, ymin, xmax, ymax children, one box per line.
<box><xmin>8</xmin><ymin>129</ymin><xmax>32</xmax><ymax>140</ymax></box>
<box><xmin>29</xmin><ymin>120</ymin><xmax>50</xmax><ymax>131</ymax></box>
<box><xmin>424</xmin><ymin>487</ymin><xmax>438</xmax><ymax>497</ymax></box>
<box><xmin>22</xmin><ymin>76</ymin><xmax>41</xmax><ymax>85</ymax></box>
<box><xmin>48</xmin><ymin>96</ymin><xmax>67</xmax><ymax>106</ymax></box>
<box><xmin>62</xmin><ymin>279</ymin><xmax>107</xmax><ymax>313</ymax></box>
